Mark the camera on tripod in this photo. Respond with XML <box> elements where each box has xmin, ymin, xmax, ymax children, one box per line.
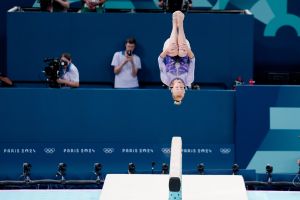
<box><xmin>43</xmin><ymin>58</ymin><xmax>67</xmax><ymax>88</ymax></box>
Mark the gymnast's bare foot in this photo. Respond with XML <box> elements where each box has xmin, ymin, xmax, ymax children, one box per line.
<box><xmin>172</xmin><ymin>11</ymin><xmax>178</xmax><ymax>28</ymax></box>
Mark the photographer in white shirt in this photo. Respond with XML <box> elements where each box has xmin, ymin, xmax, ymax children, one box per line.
<box><xmin>56</xmin><ymin>53</ymin><xmax>80</xmax><ymax>88</ymax></box>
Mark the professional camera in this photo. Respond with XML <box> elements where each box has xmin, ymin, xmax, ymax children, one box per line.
<box><xmin>43</xmin><ymin>58</ymin><xmax>67</xmax><ymax>88</ymax></box>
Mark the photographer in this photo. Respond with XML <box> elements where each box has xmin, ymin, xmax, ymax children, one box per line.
<box><xmin>56</xmin><ymin>53</ymin><xmax>79</xmax><ymax>88</ymax></box>
<box><xmin>111</xmin><ymin>37</ymin><xmax>141</xmax><ymax>88</ymax></box>
<box><xmin>158</xmin><ymin>0</ymin><xmax>192</xmax><ymax>11</ymax></box>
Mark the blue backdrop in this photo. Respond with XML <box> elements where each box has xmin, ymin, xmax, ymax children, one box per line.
<box><xmin>235</xmin><ymin>85</ymin><xmax>300</xmax><ymax>173</ymax></box>
<box><xmin>1</xmin><ymin>0</ymin><xmax>300</xmax><ymax>83</ymax></box>
<box><xmin>6</xmin><ymin>12</ymin><xmax>253</xmax><ymax>88</ymax></box>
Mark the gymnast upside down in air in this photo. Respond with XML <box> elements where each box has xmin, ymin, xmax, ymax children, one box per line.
<box><xmin>158</xmin><ymin>10</ymin><xmax>195</xmax><ymax>105</ymax></box>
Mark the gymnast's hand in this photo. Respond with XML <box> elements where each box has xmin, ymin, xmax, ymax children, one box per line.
<box><xmin>57</xmin><ymin>78</ymin><xmax>67</xmax><ymax>85</ymax></box>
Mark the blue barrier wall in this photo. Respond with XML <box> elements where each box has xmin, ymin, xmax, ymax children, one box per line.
<box><xmin>0</xmin><ymin>88</ymin><xmax>235</xmax><ymax>179</ymax></box>
<box><xmin>2</xmin><ymin>86</ymin><xmax>300</xmax><ymax>178</ymax></box>
<box><xmin>6</xmin><ymin>12</ymin><xmax>253</xmax><ymax>88</ymax></box>
<box><xmin>235</xmin><ymin>85</ymin><xmax>300</xmax><ymax>173</ymax></box>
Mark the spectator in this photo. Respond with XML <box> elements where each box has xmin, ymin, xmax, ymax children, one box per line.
<box><xmin>40</xmin><ymin>0</ymin><xmax>70</xmax><ymax>12</ymax></box>
<box><xmin>56</xmin><ymin>53</ymin><xmax>80</xmax><ymax>88</ymax></box>
<box><xmin>111</xmin><ymin>38</ymin><xmax>141</xmax><ymax>88</ymax></box>
<box><xmin>80</xmin><ymin>0</ymin><xmax>106</xmax><ymax>13</ymax></box>
<box><xmin>158</xmin><ymin>11</ymin><xmax>195</xmax><ymax>105</ymax></box>
<box><xmin>158</xmin><ymin>0</ymin><xmax>192</xmax><ymax>11</ymax></box>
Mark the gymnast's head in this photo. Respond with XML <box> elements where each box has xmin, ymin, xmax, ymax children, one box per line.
<box><xmin>170</xmin><ymin>79</ymin><xmax>186</xmax><ymax>105</ymax></box>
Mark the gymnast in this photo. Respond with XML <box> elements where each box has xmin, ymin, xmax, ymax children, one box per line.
<box><xmin>158</xmin><ymin>10</ymin><xmax>195</xmax><ymax>105</ymax></box>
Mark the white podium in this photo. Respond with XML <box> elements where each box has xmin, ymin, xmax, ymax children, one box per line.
<box><xmin>100</xmin><ymin>174</ymin><xmax>248</xmax><ymax>200</ymax></box>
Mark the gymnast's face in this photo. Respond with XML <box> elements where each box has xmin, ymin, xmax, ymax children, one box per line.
<box><xmin>171</xmin><ymin>80</ymin><xmax>186</xmax><ymax>103</ymax></box>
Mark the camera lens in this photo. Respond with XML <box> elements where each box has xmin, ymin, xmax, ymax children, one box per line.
<box><xmin>60</xmin><ymin>61</ymin><xmax>66</xmax><ymax>66</ymax></box>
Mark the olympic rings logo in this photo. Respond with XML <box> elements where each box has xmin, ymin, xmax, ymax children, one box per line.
<box><xmin>44</xmin><ymin>148</ymin><xmax>56</xmax><ymax>154</ymax></box>
<box><xmin>219</xmin><ymin>148</ymin><xmax>231</xmax><ymax>154</ymax></box>
<box><xmin>103</xmin><ymin>148</ymin><xmax>114</xmax><ymax>154</ymax></box>
<box><xmin>161</xmin><ymin>148</ymin><xmax>171</xmax><ymax>154</ymax></box>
